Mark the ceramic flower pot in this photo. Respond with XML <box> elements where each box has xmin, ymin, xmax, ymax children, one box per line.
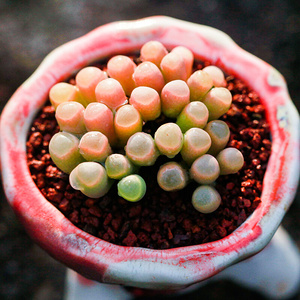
<box><xmin>1</xmin><ymin>16</ymin><xmax>299</xmax><ymax>295</ymax></box>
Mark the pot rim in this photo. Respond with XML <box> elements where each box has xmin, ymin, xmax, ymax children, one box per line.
<box><xmin>1</xmin><ymin>16</ymin><xmax>299</xmax><ymax>288</ymax></box>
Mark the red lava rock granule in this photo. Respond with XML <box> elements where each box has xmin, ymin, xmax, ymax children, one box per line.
<box><xmin>26</xmin><ymin>60</ymin><xmax>271</xmax><ymax>250</ymax></box>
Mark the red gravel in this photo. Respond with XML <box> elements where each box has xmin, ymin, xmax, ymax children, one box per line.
<box><xmin>26</xmin><ymin>61</ymin><xmax>271</xmax><ymax>249</ymax></box>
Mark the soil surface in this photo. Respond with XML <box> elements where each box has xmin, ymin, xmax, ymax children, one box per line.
<box><xmin>0</xmin><ymin>0</ymin><xmax>299</xmax><ymax>299</ymax></box>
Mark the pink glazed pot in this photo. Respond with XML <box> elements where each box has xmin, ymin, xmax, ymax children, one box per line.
<box><xmin>1</xmin><ymin>16</ymin><xmax>299</xmax><ymax>290</ymax></box>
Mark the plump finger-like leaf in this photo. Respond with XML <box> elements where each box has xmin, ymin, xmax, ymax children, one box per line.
<box><xmin>125</xmin><ymin>132</ymin><xmax>159</xmax><ymax>166</ymax></box>
<box><xmin>105</xmin><ymin>154</ymin><xmax>135</xmax><ymax>179</ymax></box>
<box><xmin>84</xmin><ymin>102</ymin><xmax>117</xmax><ymax>146</ymax></box>
<box><xmin>129</xmin><ymin>86</ymin><xmax>161</xmax><ymax>121</ymax></box>
<box><xmin>132</xmin><ymin>61</ymin><xmax>165</xmax><ymax>93</ymax></box>
<box><xmin>49</xmin><ymin>132</ymin><xmax>84</xmax><ymax>174</ymax></box>
<box><xmin>171</xmin><ymin>46</ymin><xmax>194</xmax><ymax>79</ymax></box>
<box><xmin>55</xmin><ymin>101</ymin><xmax>86</xmax><ymax>134</ymax></box>
<box><xmin>75</xmin><ymin>66</ymin><xmax>108</xmax><ymax>104</ymax></box>
<box><xmin>157</xmin><ymin>161</ymin><xmax>188</xmax><ymax>191</ymax></box>
<box><xmin>161</xmin><ymin>80</ymin><xmax>190</xmax><ymax>118</ymax></box>
<box><xmin>160</xmin><ymin>52</ymin><xmax>187</xmax><ymax>82</ymax></box>
<box><xmin>192</xmin><ymin>185</ymin><xmax>221</xmax><ymax>213</ymax></box>
<box><xmin>117</xmin><ymin>174</ymin><xmax>146</xmax><ymax>202</ymax></box>
<box><xmin>216</xmin><ymin>147</ymin><xmax>244</xmax><ymax>175</ymax></box>
<box><xmin>205</xmin><ymin>120</ymin><xmax>230</xmax><ymax>155</ymax></box>
<box><xmin>202</xmin><ymin>66</ymin><xmax>226</xmax><ymax>87</ymax></box>
<box><xmin>180</xmin><ymin>128</ymin><xmax>211</xmax><ymax>165</ymax></box>
<box><xmin>79</xmin><ymin>131</ymin><xmax>112</xmax><ymax>162</ymax></box>
<box><xmin>114</xmin><ymin>104</ymin><xmax>143</xmax><ymax>147</ymax></box>
<box><xmin>49</xmin><ymin>82</ymin><xmax>84</xmax><ymax>108</ymax></box>
<box><xmin>107</xmin><ymin>55</ymin><xmax>136</xmax><ymax>96</ymax></box>
<box><xmin>69</xmin><ymin>162</ymin><xmax>112</xmax><ymax>198</ymax></box>
<box><xmin>190</xmin><ymin>154</ymin><xmax>220</xmax><ymax>184</ymax></box>
<box><xmin>187</xmin><ymin>70</ymin><xmax>213</xmax><ymax>101</ymax></box>
<box><xmin>154</xmin><ymin>123</ymin><xmax>183</xmax><ymax>158</ymax></box>
<box><xmin>140</xmin><ymin>41</ymin><xmax>168</xmax><ymax>67</ymax></box>
<box><xmin>95</xmin><ymin>78</ymin><xmax>128</xmax><ymax>111</ymax></box>
<box><xmin>202</xmin><ymin>87</ymin><xmax>232</xmax><ymax>121</ymax></box>
<box><xmin>176</xmin><ymin>101</ymin><xmax>209</xmax><ymax>133</ymax></box>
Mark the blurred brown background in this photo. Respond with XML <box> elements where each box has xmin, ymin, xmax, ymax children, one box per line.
<box><xmin>0</xmin><ymin>0</ymin><xmax>299</xmax><ymax>299</ymax></box>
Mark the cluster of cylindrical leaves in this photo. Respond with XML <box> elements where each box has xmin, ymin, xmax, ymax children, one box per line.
<box><xmin>48</xmin><ymin>41</ymin><xmax>244</xmax><ymax>213</ymax></box>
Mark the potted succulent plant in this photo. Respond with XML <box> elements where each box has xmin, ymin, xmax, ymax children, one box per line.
<box><xmin>1</xmin><ymin>16</ymin><xmax>299</xmax><ymax>299</ymax></box>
